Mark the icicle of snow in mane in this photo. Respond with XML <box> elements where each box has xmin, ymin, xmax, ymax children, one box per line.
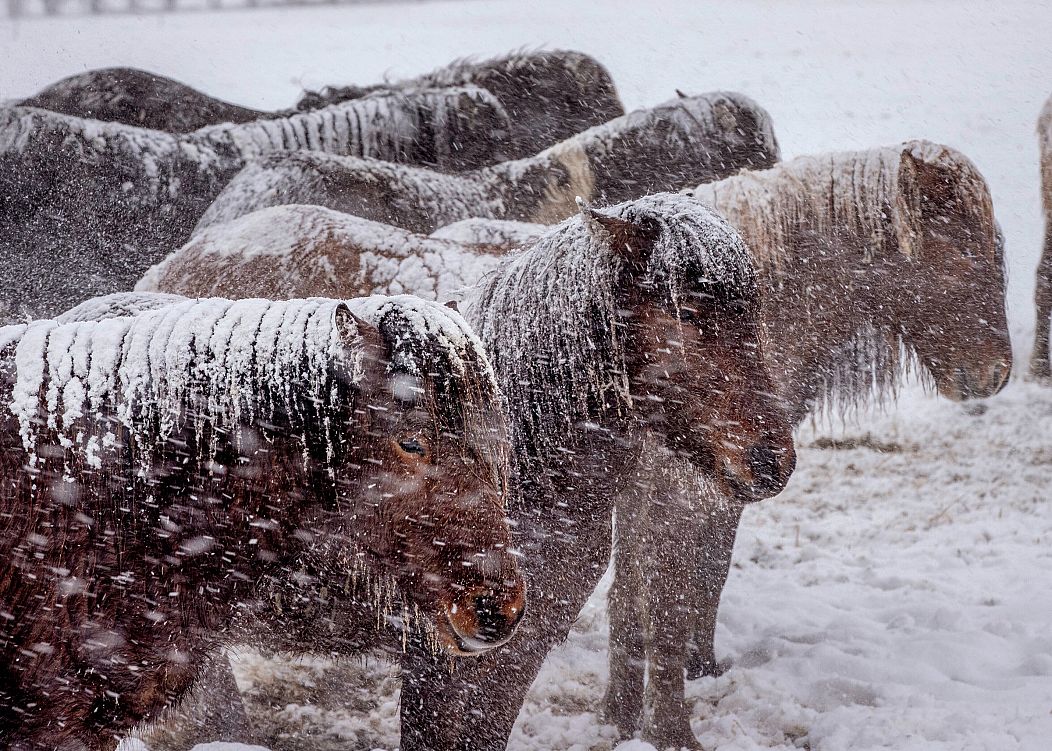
<box><xmin>469</xmin><ymin>192</ymin><xmax>756</xmax><ymax>467</ymax></box>
<box><xmin>197</xmin><ymin>91</ymin><xmax>780</xmax><ymax>235</ymax></box>
<box><xmin>141</xmin><ymin>205</ymin><xmax>508</xmax><ymax>302</ymax></box>
<box><xmin>9</xmin><ymin>298</ymin><xmax>361</xmax><ymax>471</ymax></box>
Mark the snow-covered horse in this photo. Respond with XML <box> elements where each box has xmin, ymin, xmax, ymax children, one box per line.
<box><xmin>296</xmin><ymin>49</ymin><xmax>626</xmax><ymax>159</ymax></box>
<box><xmin>1030</xmin><ymin>93</ymin><xmax>1052</xmax><ymax>380</ymax></box>
<box><xmin>134</xmin><ymin>193</ymin><xmax>797</xmax><ymax>749</ymax></box>
<box><xmin>196</xmin><ymin>90</ymin><xmax>780</xmax><ymax>234</ymax></box>
<box><xmin>604</xmin><ymin>141</ymin><xmax>1012</xmax><ymax>748</ymax></box>
<box><xmin>0</xmin><ymin>85</ymin><xmax>509</xmax><ymax>321</ymax></box>
<box><xmin>0</xmin><ymin>296</ymin><xmax>524</xmax><ymax>750</ymax></box>
<box><xmin>21</xmin><ymin>50</ymin><xmax>623</xmax><ymax>160</ymax></box>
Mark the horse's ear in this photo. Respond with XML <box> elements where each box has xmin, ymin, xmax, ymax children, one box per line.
<box><xmin>444</xmin><ymin>300</ymin><xmax>459</xmax><ymax>312</ymax></box>
<box><xmin>675</xmin><ymin>88</ymin><xmax>688</xmax><ymax>99</ymax></box>
<box><xmin>576</xmin><ymin>197</ymin><xmax>652</xmax><ymax>265</ymax></box>
<box><xmin>333</xmin><ymin>303</ymin><xmax>383</xmax><ymax>354</ymax></box>
<box><xmin>895</xmin><ymin>148</ymin><xmax>929</xmax><ymax>259</ymax></box>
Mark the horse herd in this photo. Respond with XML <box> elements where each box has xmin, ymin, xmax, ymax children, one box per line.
<box><xmin>0</xmin><ymin>48</ymin><xmax>1042</xmax><ymax>751</ymax></box>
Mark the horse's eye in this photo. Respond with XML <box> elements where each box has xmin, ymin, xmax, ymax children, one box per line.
<box><xmin>396</xmin><ymin>436</ymin><xmax>430</xmax><ymax>459</ymax></box>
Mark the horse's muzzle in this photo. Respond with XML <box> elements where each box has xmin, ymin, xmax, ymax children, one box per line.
<box><xmin>725</xmin><ymin>439</ymin><xmax>796</xmax><ymax>501</ymax></box>
<box><xmin>443</xmin><ymin>581</ymin><xmax>527</xmax><ymax>655</ymax></box>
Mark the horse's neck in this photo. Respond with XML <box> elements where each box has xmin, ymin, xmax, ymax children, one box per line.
<box><xmin>760</xmin><ymin>228</ymin><xmax>900</xmax><ymax>418</ymax></box>
<box><xmin>484</xmin><ymin>138</ymin><xmax>597</xmax><ymax>224</ymax></box>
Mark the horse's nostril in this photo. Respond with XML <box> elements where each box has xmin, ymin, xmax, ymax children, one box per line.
<box><xmin>472</xmin><ymin>592</ymin><xmax>516</xmax><ymax>642</ymax></box>
<box><xmin>747</xmin><ymin>444</ymin><xmax>781</xmax><ymax>487</ymax></box>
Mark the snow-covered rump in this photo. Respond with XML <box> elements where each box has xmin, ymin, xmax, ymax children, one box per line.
<box><xmin>196</xmin><ymin>91</ymin><xmax>779</xmax><ymax>234</ymax></box>
<box><xmin>137</xmin><ymin>204</ymin><xmax>509</xmax><ymax>303</ymax></box>
<box><xmin>430</xmin><ymin>217</ymin><xmax>546</xmax><ymax>248</ymax></box>
<box><xmin>0</xmin><ymin>85</ymin><xmax>510</xmax><ymax>321</ymax></box>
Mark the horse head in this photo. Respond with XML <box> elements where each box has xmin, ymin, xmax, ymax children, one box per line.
<box><xmin>582</xmin><ymin>195</ymin><xmax>795</xmax><ymax>501</ymax></box>
<box><xmin>335</xmin><ymin>298</ymin><xmax>526</xmax><ymax>654</ymax></box>
<box><xmin>884</xmin><ymin>143</ymin><xmax>1012</xmax><ymax>401</ymax></box>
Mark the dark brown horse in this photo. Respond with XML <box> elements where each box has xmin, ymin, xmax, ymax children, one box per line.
<box><xmin>605</xmin><ymin>141</ymin><xmax>1013</xmax><ymax>749</ymax></box>
<box><xmin>196</xmin><ymin>90</ymin><xmax>780</xmax><ymax>234</ymax></box>
<box><xmin>0</xmin><ymin>295</ymin><xmax>524</xmax><ymax>750</ymax></box>
<box><xmin>16</xmin><ymin>67</ymin><xmax>271</xmax><ymax>133</ymax></box>
<box><xmin>1030</xmin><ymin>93</ymin><xmax>1052</xmax><ymax>380</ymax></box>
<box><xmin>296</xmin><ymin>49</ymin><xmax>626</xmax><ymax>160</ymax></box>
<box><xmin>134</xmin><ymin>193</ymin><xmax>796</xmax><ymax>749</ymax></box>
<box><xmin>0</xmin><ymin>86</ymin><xmax>509</xmax><ymax>321</ymax></box>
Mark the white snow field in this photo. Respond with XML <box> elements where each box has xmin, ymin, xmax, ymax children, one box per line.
<box><xmin>3</xmin><ymin>1</ymin><xmax>1052</xmax><ymax>749</ymax></box>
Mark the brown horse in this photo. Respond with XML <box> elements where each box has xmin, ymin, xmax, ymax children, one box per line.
<box><xmin>0</xmin><ymin>295</ymin><xmax>525</xmax><ymax>750</ymax></box>
<box><xmin>196</xmin><ymin>90</ymin><xmax>780</xmax><ymax>234</ymax></box>
<box><xmin>16</xmin><ymin>67</ymin><xmax>272</xmax><ymax>133</ymax></box>
<box><xmin>0</xmin><ymin>86</ymin><xmax>509</xmax><ymax>321</ymax></box>
<box><xmin>1030</xmin><ymin>93</ymin><xmax>1052</xmax><ymax>380</ymax></box>
<box><xmin>137</xmin><ymin>193</ymin><xmax>796</xmax><ymax>749</ymax></box>
<box><xmin>296</xmin><ymin>49</ymin><xmax>626</xmax><ymax>160</ymax></box>
<box><xmin>604</xmin><ymin>141</ymin><xmax>1013</xmax><ymax>749</ymax></box>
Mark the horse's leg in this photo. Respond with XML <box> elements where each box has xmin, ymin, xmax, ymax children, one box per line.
<box><xmin>640</xmin><ymin>478</ymin><xmax>703</xmax><ymax>751</ymax></box>
<box><xmin>399</xmin><ymin>491</ymin><xmax>614</xmax><ymax>751</ymax></box>
<box><xmin>137</xmin><ymin>652</ymin><xmax>256</xmax><ymax>749</ymax></box>
<box><xmin>684</xmin><ymin>499</ymin><xmax>746</xmax><ymax>680</ymax></box>
<box><xmin>601</xmin><ymin>489</ymin><xmax>647</xmax><ymax>738</ymax></box>
<box><xmin>1029</xmin><ymin>219</ymin><xmax>1052</xmax><ymax>381</ymax></box>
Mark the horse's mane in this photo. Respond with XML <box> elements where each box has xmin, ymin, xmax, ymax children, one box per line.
<box><xmin>468</xmin><ymin>192</ymin><xmax>756</xmax><ymax>468</ymax></box>
<box><xmin>5</xmin><ymin>295</ymin><xmax>502</xmax><ymax>482</ymax></box>
<box><xmin>692</xmin><ymin>140</ymin><xmax>999</xmax><ymax>415</ymax></box>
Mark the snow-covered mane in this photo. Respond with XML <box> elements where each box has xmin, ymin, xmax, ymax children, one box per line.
<box><xmin>691</xmin><ymin>140</ymin><xmax>1004</xmax><ymax>415</ymax></box>
<box><xmin>6</xmin><ymin>295</ymin><xmax>502</xmax><ymax>478</ymax></box>
<box><xmin>469</xmin><ymin>192</ymin><xmax>757</xmax><ymax>467</ymax></box>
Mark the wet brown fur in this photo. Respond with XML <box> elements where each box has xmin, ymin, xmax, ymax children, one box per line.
<box><xmin>0</xmin><ymin>298</ymin><xmax>523</xmax><ymax>750</ymax></box>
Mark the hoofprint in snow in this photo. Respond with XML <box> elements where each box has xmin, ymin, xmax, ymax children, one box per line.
<box><xmin>149</xmin><ymin>380</ymin><xmax>1049</xmax><ymax>751</ymax></box>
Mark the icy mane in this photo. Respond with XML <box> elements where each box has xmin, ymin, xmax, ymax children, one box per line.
<box><xmin>691</xmin><ymin>140</ymin><xmax>999</xmax><ymax>414</ymax></box>
<box><xmin>7</xmin><ymin>298</ymin><xmax>361</xmax><ymax>472</ymax></box>
<box><xmin>469</xmin><ymin>192</ymin><xmax>756</xmax><ymax>467</ymax></box>
<box><xmin>5</xmin><ymin>295</ymin><xmax>501</xmax><ymax>477</ymax></box>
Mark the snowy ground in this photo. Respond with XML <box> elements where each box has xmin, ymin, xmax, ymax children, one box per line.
<box><xmin>4</xmin><ymin>1</ymin><xmax>1052</xmax><ymax>749</ymax></box>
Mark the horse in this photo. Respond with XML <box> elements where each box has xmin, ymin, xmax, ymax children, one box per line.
<box><xmin>19</xmin><ymin>50</ymin><xmax>623</xmax><ymax>160</ymax></box>
<box><xmin>15</xmin><ymin>67</ymin><xmax>272</xmax><ymax>133</ymax></box>
<box><xmin>0</xmin><ymin>295</ymin><xmax>525</xmax><ymax>750</ymax></box>
<box><xmin>1029</xmin><ymin>93</ymin><xmax>1052</xmax><ymax>380</ymax></box>
<box><xmin>0</xmin><ymin>86</ymin><xmax>509</xmax><ymax>321</ymax></box>
<box><xmin>135</xmin><ymin>192</ymin><xmax>797</xmax><ymax>749</ymax></box>
<box><xmin>195</xmin><ymin>90</ymin><xmax>780</xmax><ymax>235</ymax></box>
<box><xmin>603</xmin><ymin>140</ymin><xmax>1013</xmax><ymax>749</ymax></box>
<box><xmin>296</xmin><ymin>49</ymin><xmax>626</xmax><ymax>160</ymax></box>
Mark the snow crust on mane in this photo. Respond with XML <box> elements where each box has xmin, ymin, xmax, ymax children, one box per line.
<box><xmin>431</xmin><ymin>217</ymin><xmax>545</xmax><ymax>248</ymax></box>
<box><xmin>56</xmin><ymin>292</ymin><xmax>188</xmax><ymax>323</ymax></box>
<box><xmin>144</xmin><ymin>204</ymin><xmax>507</xmax><ymax>302</ymax></box>
<box><xmin>7</xmin><ymin>298</ymin><xmax>362</xmax><ymax>471</ymax></box>
<box><xmin>469</xmin><ymin>192</ymin><xmax>756</xmax><ymax>466</ymax></box>
<box><xmin>6</xmin><ymin>293</ymin><xmax>499</xmax><ymax>473</ymax></box>
<box><xmin>691</xmin><ymin>139</ymin><xmax>996</xmax><ymax>273</ymax></box>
